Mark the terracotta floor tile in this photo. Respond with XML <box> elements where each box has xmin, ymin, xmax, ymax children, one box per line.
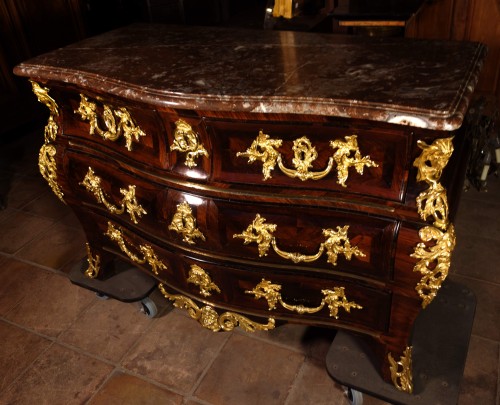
<box><xmin>248</xmin><ymin>324</ymin><xmax>337</xmax><ymax>361</ymax></box>
<box><xmin>122</xmin><ymin>309</ymin><xmax>229</xmax><ymax>393</ymax></box>
<box><xmin>0</xmin><ymin>343</ymin><xmax>113</xmax><ymax>405</ymax></box>
<box><xmin>0</xmin><ymin>258</ymin><xmax>48</xmax><ymax>317</ymax></box>
<box><xmin>285</xmin><ymin>357</ymin><xmax>348</xmax><ymax>405</ymax></box>
<box><xmin>59</xmin><ymin>298</ymin><xmax>154</xmax><ymax>362</ymax></box>
<box><xmin>195</xmin><ymin>333</ymin><xmax>304</xmax><ymax>405</ymax></box>
<box><xmin>88</xmin><ymin>372</ymin><xmax>183</xmax><ymax>405</ymax></box>
<box><xmin>450</xmin><ymin>275</ymin><xmax>500</xmax><ymax>342</ymax></box>
<box><xmin>0</xmin><ymin>210</ymin><xmax>54</xmax><ymax>254</ymax></box>
<box><xmin>4</xmin><ymin>268</ymin><xmax>95</xmax><ymax>337</ymax></box>
<box><xmin>458</xmin><ymin>335</ymin><xmax>499</xmax><ymax>405</ymax></box>
<box><xmin>0</xmin><ymin>320</ymin><xmax>51</xmax><ymax>392</ymax></box>
<box><xmin>15</xmin><ymin>221</ymin><xmax>87</xmax><ymax>270</ymax></box>
<box><xmin>21</xmin><ymin>190</ymin><xmax>73</xmax><ymax>221</ymax></box>
<box><xmin>5</xmin><ymin>175</ymin><xmax>50</xmax><ymax>209</ymax></box>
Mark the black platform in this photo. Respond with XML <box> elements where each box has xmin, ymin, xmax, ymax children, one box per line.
<box><xmin>69</xmin><ymin>258</ymin><xmax>157</xmax><ymax>303</ymax></box>
<box><xmin>326</xmin><ymin>280</ymin><xmax>476</xmax><ymax>405</ymax></box>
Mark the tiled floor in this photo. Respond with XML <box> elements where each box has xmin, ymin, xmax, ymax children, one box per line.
<box><xmin>0</xmin><ymin>127</ymin><xmax>499</xmax><ymax>405</ymax></box>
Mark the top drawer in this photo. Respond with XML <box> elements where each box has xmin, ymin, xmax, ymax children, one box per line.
<box><xmin>56</xmin><ymin>89</ymin><xmax>168</xmax><ymax>171</ymax></box>
<box><xmin>207</xmin><ymin>119</ymin><xmax>409</xmax><ymax>202</ymax></box>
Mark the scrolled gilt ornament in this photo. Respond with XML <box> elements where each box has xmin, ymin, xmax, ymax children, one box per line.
<box><xmin>38</xmin><ymin>144</ymin><xmax>64</xmax><ymax>202</ymax></box>
<box><xmin>233</xmin><ymin>214</ymin><xmax>365</xmax><ymax>267</ymax></box>
<box><xmin>246</xmin><ymin>278</ymin><xmax>362</xmax><ymax>319</ymax></box>
<box><xmin>75</xmin><ymin>94</ymin><xmax>146</xmax><ymax>151</ymax></box>
<box><xmin>158</xmin><ymin>284</ymin><xmax>275</xmax><ymax>332</ymax></box>
<box><xmin>170</xmin><ymin>119</ymin><xmax>209</xmax><ymax>168</ymax></box>
<box><xmin>412</xmin><ymin>137</ymin><xmax>456</xmax><ymax>308</ymax></box>
<box><xmin>388</xmin><ymin>347</ymin><xmax>413</xmax><ymax>394</ymax></box>
<box><xmin>237</xmin><ymin>132</ymin><xmax>378</xmax><ymax>186</ymax></box>
<box><xmin>84</xmin><ymin>243</ymin><xmax>101</xmax><ymax>279</ymax></box>
<box><xmin>411</xmin><ymin>224</ymin><xmax>456</xmax><ymax>309</ymax></box>
<box><xmin>30</xmin><ymin>81</ymin><xmax>59</xmax><ymax>143</ymax></box>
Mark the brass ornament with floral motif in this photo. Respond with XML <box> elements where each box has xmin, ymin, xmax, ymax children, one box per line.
<box><xmin>38</xmin><ymin>144</ymin><xmax>64</xmax><ymax>202</ymax></box>
<box><xmin>75</xmin><ymin>94</ymin><xmax>146</xmax><ymax>151</ymax></box>
<box><xmin>30</xmin><ymin>81</ymin><xmax>59</xmax><ymax>143</ymax></box>
<box><xmin>246</xmin><ymin>279</ymin><xmax>362</xmax><ymax>319</ymax></box>
<box><xmin>233</xmin><ymin>214</ymin><xmax>365</xmax><ymax>266</ymax></box>
<box><xmin>170</xmin><ymin>119</ymin><xmax>209</xmax><ymax>168</ymax></box>
<box><xmin>237</xmin><ymin>132</ymin><xmax>378</xmax><ymax>186</ymax></box>
<box><xmin>80</xmin><ymin>167</ymin><xmax>147</xmax><ymax>224</ymax></box>
<box><xmin>187</xmin><ymin>264</ymin><xmax>221</xmax><ymax>297</ymax></box>
<box><xmin>388</xmin><ymin>347</ymin><xmax>413</xmax><ymax>394</ymax></box>
<box><xmin>105</xmin><ymin>222</ymin><xmax>167</xmax><ymax>275</ymax></box>
<box><xmin>158</xmin><ymin>284</ymin><xmax>275</xmax><ymax>332</ymax></box>
<box><xmin>84</xmin><ymin>243</ymin><xmax>101</xmax><ymax>279</ymax></box>
<box><xmin>412</xmin><ymin>137</ymin><xmax>456</xmax><ymax>308</ymax></box>
<box><xmin>168</xmin><ymin>202</ymin><xmax>205</xmax><ymax>245</ymax></box>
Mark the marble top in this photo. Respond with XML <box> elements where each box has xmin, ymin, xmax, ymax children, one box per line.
<box><xmin>14</xmin><ymin>24</ymin><xmax>486</xmax><ymax>130</ymax></box>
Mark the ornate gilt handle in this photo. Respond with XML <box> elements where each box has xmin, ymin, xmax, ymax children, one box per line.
<box><xmin>105</xmin><ymin>222</ymin><xmax>167</xmax><ymax>275</ymax></box>
<box><xmin>246</xmin><ymin>279</ymin><xmax>362</xmax><ymax>319</ymax></box>
<box><xmin>236</xmin><ymin>132</ymin><xmax>378</xmax><ymax>186</ymax></box>
<box><xmin>80</xmin><ymin>167</ymin><xmax>147</xmax><ymax>224</ymax></box>
<box><xmin>233</xmin><ymin>214</ymin><xmax>365</xmax><ymax>266</ymax></box>
<box><xmin>170</xmin><ymin>119</ymin><xmax>209</xmax><ymax>168</ymax></box>
<box><xmin>75</xmin><ymin>94</ymin><xmax>146</xmax><ymax>151</ymax></box>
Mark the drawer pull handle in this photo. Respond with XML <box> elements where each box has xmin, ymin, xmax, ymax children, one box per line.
<box><xmin>75</xmin><ymin>94</ymin><xmax>146</xmax><ymax>151</ymax></box>
<box><xmin>170</xmin><ymin>119</ymin><xmax>209</xmax><ymax>168</ymax></box>
<box><xmin>80</xmin><ymin>167</ymin><xmax>147</xmax><ymax>224</ymax></box>
<box><xmin>159</xmin><ymin>284</ymin><xmax>275</xmax><ymax>332</ymax></box>
<box><xmin>236</xmin><ymin>132</ymin><xmax>378</xmax><ymax>186</ymax></box>
<box><xmin>105</xmin><ymin>222</ymin><xmax>167</xmax><ymax>275</ymax></box>
<box><xmin>168</xmin><ymin>202</ymin><xmax>206</xmax><ymax>245</ymax></box>
<box><xmin>246</xmin><ymin>279</ymin><xmax>362</xmax><ymax>319</ymax></box>
<box><xmin>187</xmin><ymin>265</ymin><xmax>221</xmax><ymax>297</ymax></box>
<box><xmin>233</xmin><ymin>214</ymin><xmax>365</xmax><ymax>266</ymax></box>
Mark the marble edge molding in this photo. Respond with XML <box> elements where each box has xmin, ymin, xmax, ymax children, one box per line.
<box><xmin>14</xmin><ymin>42</ymin><xmax>486</xmax><ymax>131</ymax></box>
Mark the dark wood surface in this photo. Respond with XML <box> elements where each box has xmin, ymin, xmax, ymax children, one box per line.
<box><xmin>13</xmin><ymin>24</ymin><xmax>486</xmax><ymax>388</ymax></box>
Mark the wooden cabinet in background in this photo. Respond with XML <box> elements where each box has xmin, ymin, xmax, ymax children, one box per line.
<box><xmin>406</xmin><ymin>0</ymin><xmax>500</xmax><ymax>109</ymax></box>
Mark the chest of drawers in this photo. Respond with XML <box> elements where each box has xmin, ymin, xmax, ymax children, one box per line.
<box><xmin>14</xmin><ymin>24</ymin><xmax>486</xmax><ymax>394</ymax></box>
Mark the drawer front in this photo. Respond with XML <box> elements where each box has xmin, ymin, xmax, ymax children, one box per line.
<box><xmin>176</xmin><ymin>258</ymin><xmax>391</xmax><ymax>333</ymax></box>
<box><xmin>207</xmin><ymin>119</ymin><xmax>409</xmax><ymax>202</ymax></box>
<box><xmin>56</xmin><ymin>88</ymin><xmax>168</xmax><ymax>171</ymax></box>
<box><xmin>164</xmin><ymin>190</ymin><xmax>396</xmax><ymax>281</ymax></box>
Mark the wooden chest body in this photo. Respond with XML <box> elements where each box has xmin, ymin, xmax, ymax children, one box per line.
<box><xmin>15</xmin><ymin>24</ymin><xmax>486</xmax><ymax>393</ymax></box>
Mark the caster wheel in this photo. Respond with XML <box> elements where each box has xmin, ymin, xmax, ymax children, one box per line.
<box><xmin>95</xmin><ymin>292</ymin><xmax>109</xmax><ymax>300</ymax></box>
<box><xmin>140</xmin><ymin>297</ymin><xmax>158</xmax><ymax>318</ymax></box>
<box><xmin>343</xmin><ymin>386</ymin><xmax>363</xmax><ymax>405</ymax></box>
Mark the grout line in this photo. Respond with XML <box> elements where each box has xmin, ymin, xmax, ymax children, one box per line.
<box><xmin>283</xmin><ymin>355</ymin><xmax>308</xmax><ymax>405</ymax></box>
<box><xmin>183</xmin><ymin>328</ymin><xmax>232</xmax><ymax>400</ymax></box>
